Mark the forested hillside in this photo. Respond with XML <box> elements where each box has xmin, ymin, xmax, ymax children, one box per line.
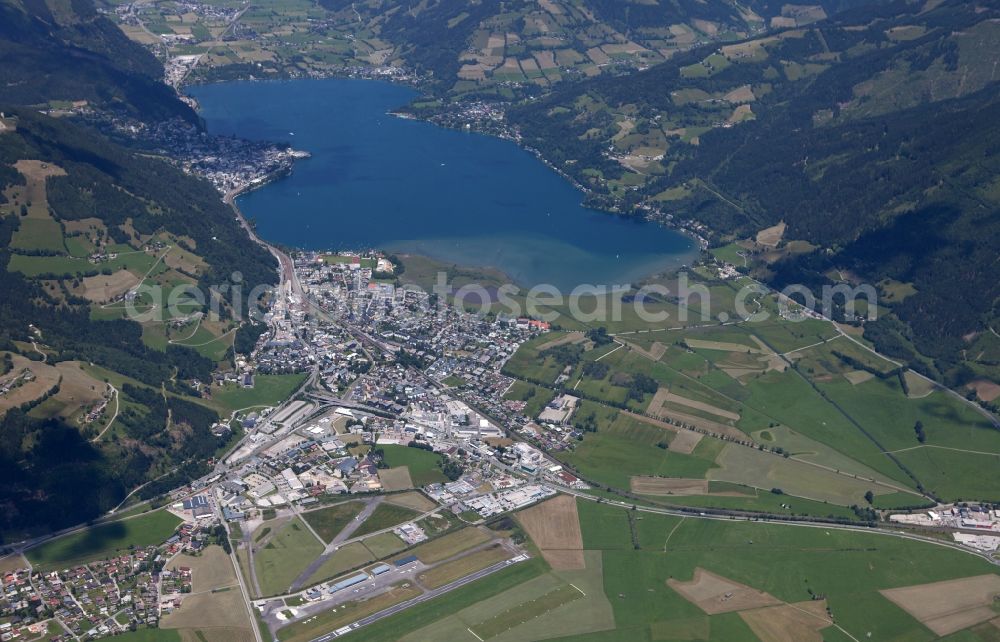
<box><xmin>507</xmin><ymin>0</ymin><xmax>1000</xmax><ymax>386</ymax></box>
<box><xmin>0</xmin><ymin>0</ymin><xmax>196</xmax><ymax>122</ymax></box>
<box><xmin>0</xmin><ymin>0</ymin><xmax>275</xmax><ymax>535</ymax></box>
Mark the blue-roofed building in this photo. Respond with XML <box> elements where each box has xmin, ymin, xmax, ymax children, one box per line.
<box><xmin>329</xmin><ymin>573</ymin><xmax>368</xmax><ymax>592</ymax></box>
<box><xmin>335</xmin><ymin>457</ymin><xmax>358</xmax><ymax>476</ymax></box>
<box><xmin>394</xmin><ymin>555</ymin><xmax>418</xmax><ymax>568</ymax></box>
<box><xmin>370</xmin><ymin>564</ymin><xmax>392</xmax><ymax>576</ymax></box>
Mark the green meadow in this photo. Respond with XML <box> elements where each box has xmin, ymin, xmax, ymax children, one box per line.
<box><xmin>27</xmin><ymin>510</ymin><xmax>182</xmax><ymax>571</ymax></box>
<box><xmin>253</xmin><ymin>517</ymin><xmax>324</xmax><ymax>596</ymax></box>
<box><xmin>301</xmin><ymin>501</ymin><xmax>365</xmax><ymax>543</ymax></box>
<box><xmin>351</xmin><ymin>503</ymin><xmax>422</xmax><ymax>538</ymax></box>
<box><xmin>209</xmin><ymin>373</ymin><xmax>308</xmax><ymax>413</ymax></box>
<box><xmin>380</xmin><ymin>444</ymin><xmax>449</xmax><ymax>486</ymax></box>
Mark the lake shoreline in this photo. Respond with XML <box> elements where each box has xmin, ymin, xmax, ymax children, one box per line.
<box><xmin>186</xmin><ymin>73</ymin><xmax>706</xmax><ymax>246</ymax></box>
<box><xmin>191</xmin><ymin>78</ymin><xmax>699</xmax><ymax>291</ymax></box>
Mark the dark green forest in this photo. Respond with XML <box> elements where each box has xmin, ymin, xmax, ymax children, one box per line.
<box><xmin>0</xmin><ymin>0</ymin><xmax>196</xmax><ymax>122</ymax></box>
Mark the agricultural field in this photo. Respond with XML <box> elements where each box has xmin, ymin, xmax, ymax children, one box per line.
<box><xmin>558</xmin><ymin>403</ymin><xmax>725</xmax><ymax>491</ymax></box>
<box><xmin>663</xmin><ymin>483</ymin><xmax>863</xmax><ymax>520</ymax></box>
<box><xmin>26</xmin><ymin>510</ymin><xmax>182</xmax><ymax>571</ymax></box>
<box><xmin>335</xmin><ymin>494</ymin><xmax>1000</xmax><ymax>642</ymax></box>
<box><xmin>2</xmin><ymin>355</ymin><xmax>113</xmax><ymax>430</ymax></box>
<box><xmin>161</xmin><ymin>546</ymin><xmax>254</xmax><ymax>640</ymax></box>
<box><xmin>706</xmin><ymin>443</ymin><xmax>909</xmax><ymax>506</ymax></box>
<box><xmin>107</xmin><ymin>0</ymin><xmax>765</xmax><ymax>95</ymax></box>
<box><xmin>504</xmin><ymin>277</ymin><xmax>997</xmax><ymax>507</ymax></box>
<box><xmin>577</xmin><ymin>503</ymin><xmax>999</xmax><ymax>641</ymax></box>
<box><xmin>516</xmin><ymin>495</ymin><xmax>584</xmax><ymax>570</ymax></box>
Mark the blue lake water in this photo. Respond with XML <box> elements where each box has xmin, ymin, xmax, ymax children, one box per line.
<box><xmin>190</xmin><ymin>79</ymin><xmax>697</xmax><ymax>290</ymax></box>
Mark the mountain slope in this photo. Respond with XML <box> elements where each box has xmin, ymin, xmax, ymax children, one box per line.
<box><xmin>0</xmin><ymin>107</ymin><xmax>279</xmax><ymax>535</ymax></box>
<box><xmin>507</xmin><ymin>0</ymin><xmax>1000</xmax><ymax>385</ymax></box>
<box><xmin>107</xmin><ymin>0</ymin><xmax>876</xmax><ymax>93</ymax></box>
<box><xmin>330</xmin><ymin>0</ymin><xmax>878</xmax><ymax>90</ymax></box>
<box><xmin>0</xmin><ymin>0</ymin><xmax>276</xmax><ymax>536</ymax></box>
<box><xmin>0</xmin><ymin>0</ymin><xmax>196</xmax><ymax>122</ymax></box>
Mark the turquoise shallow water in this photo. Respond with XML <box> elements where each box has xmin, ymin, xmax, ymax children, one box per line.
<box><xmin>190</xmin><ymin>78</ymin><xmax>697</xmax><ymax>290</ymax></box>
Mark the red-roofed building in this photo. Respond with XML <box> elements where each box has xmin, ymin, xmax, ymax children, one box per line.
<box><xmin>558</xmin><ymin>471</ymin><xmax>578</xmax><ymax>484</ymax></box>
